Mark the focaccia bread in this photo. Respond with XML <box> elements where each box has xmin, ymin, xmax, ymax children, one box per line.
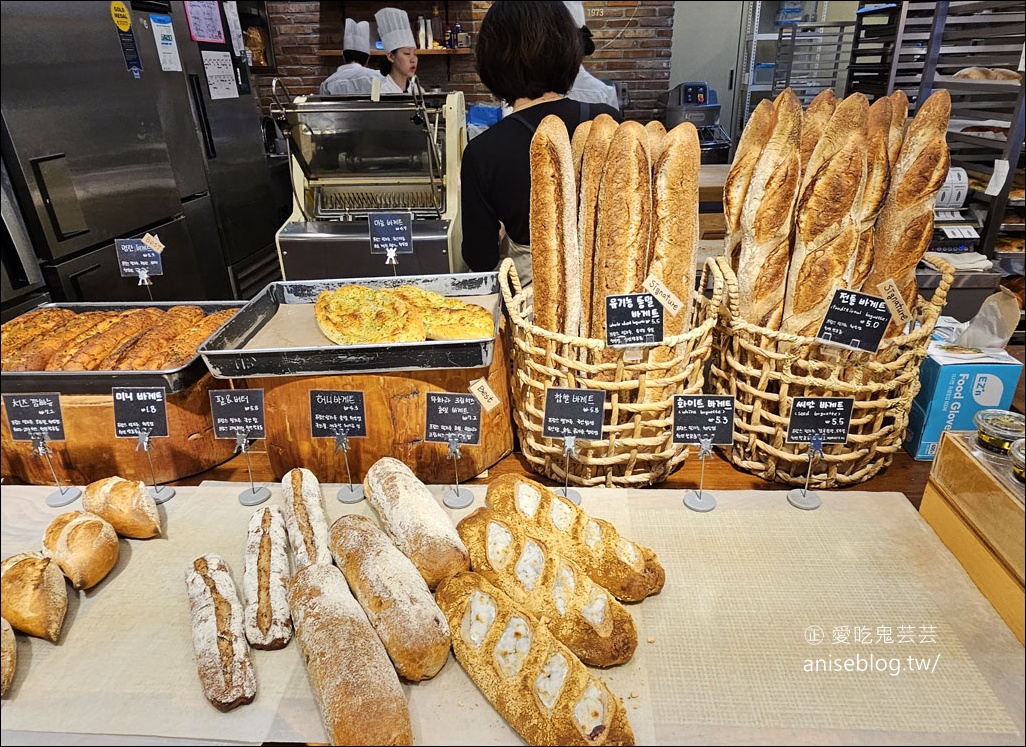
<box><xmin>185</xmin><ymin>553</ymin><xmax>256</xmax><ymax>712</ymax></box>
<box><xmin>0</xmin><ymin>551</ymin><xmax>68</xmax><ymax>642</ymax></box>
<box><xmin>242</xmin><ymin>506</ymin><xmax>293</xmax><ymax>650</ymax></box>
<box><xmin>315</xmin><ymin>285</ymin><xmax>424</xmax><ymax>346</ymax></box>
<box><xmin>363</xmin><ymin>456</ymin><xmax>469</xmax><ymax>590</ymax></box>
<box><xmin>390</xmin><ymin>285</ymin><xmax>494</xmax><ymax>341</ymax></box>
<box><xmin>485</xmin><ymin>474</ymin><xmax>664</xmax><ymax>603</ymax></box>
<box><xmin>289</xmin><ymin>563</ymin><xmax>413</xmax><ymax>746</ymax></box>
<box><xmin>281</xmin><ymin>467</ymin><xmax>332</xmax><ymax>570</ymax></box>
<box><xmin>1</xmin><ymin>616</ymin><xmax>15</xmax><ymax>697</ymax></box>
<box><xmin>83</xmin><ymin>476</ymin><xmax>161</xmax><ymax>539</ymax></box>
<box><xmin>41</xmin><ymin>510</ymin><xmax>120</xmax><ymax>590</ymax></box>
<box><xmin>435</xmin><ymin>571</ymin><xmax>635</xmax><ymax>746</ymax></box>
<box><xmin>328</xmin><ymin>514</ymin><xmax>451</xmax><ymax>681</ymax></box>
<box><xmin>457</xmin><ymin>507</ymin><xmax>637</xmax><ymax>668</ymax></box>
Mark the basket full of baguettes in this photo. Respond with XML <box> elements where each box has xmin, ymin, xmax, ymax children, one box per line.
<box><xmin>499</xmin><ymin>113</ymin><xmax>723</xmax><ymax>488</ymax></box>
<box><xmin>711</xmin><ymin>86</ymin><xmax>955</xmax><ymax>488</ymax></box>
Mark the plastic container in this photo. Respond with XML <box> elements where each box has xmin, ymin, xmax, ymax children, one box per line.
<box><xmin>1011</xmin><ymin>438</ymin><xmax>1025</xmax><ymax>485</ymax></box>
<box><xmin>973</xmin><ymin>409</ymin><xmax>1026</xmax><ymax>455</ymax></box>
<box><xmin>754</xmin><ymin>63</ymin><xmax>775</xmax><ymax>85</ymax></box>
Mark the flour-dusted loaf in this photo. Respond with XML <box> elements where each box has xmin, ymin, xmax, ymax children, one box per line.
<box><xmin>436</xmin><ymin>571</ymin><xmax>635</xmax><ymax>746</ymax></box>
<box><xmin>485</xmin><ymin>474</ymin><xmax>664</xmax><ymax>603</ymax></box>
<box><xmin>798</xmin><ymin>88</ymin><xmax>836</xmax><ymax>181</ymax></box>
<box><xmin>242</xmin><ymin>506</ymin><xmax>293</xmax><ymax>650</ymax></box>
<box><xmin>577</xmin><ymin>113</ymin><xmax>619</xmax><ymax>332</ymax></box>
<box><xmin>847</xmin><ymin>95</ymin><xmax>894</xmax><ymax>291</ymax></box>
<box><xmin>185</xmin><ymin>553</ymin><xmax>256</xmax><ymax>712</ymax></box>
<box><xmin>41</xmin><ymin>510</ymin><xmax>120</xmax><ymax>590</ymax></box>
<box><xmin>0</xmin><ymin>552</ymin><xmax>67</xmax><ymax>642</ymax></box>
<box><xmin>457</xmin><ymin>507</ymin><xmax>637</xmax><ymax>668</ymax></box>
<box><xmin>737</xmin><ymin>88</ymin><xmax>803</xmax><ymax>330</ymax></box>
<box><xmin>289</xmin><ymin>563</ymin><xmax>413</xmax><ymax>746</ymax></box>
<box><xmin>1</xmin><ymin>617</ymin><xmax>15</xmax><ymax>697</ymax></box>
<box><xmin>328</xmin><ymin>514</ymin><xmax>451</xmax><ymax>681</ymax></box>
<box><xmin>280</xmin><ymin>467</ymin><xmax>332</xmax><ymax>570</ymax></box>
<box><xmin>82</xmin><ymin>476</ymin><xmax>161</xmax><ymax>539</ymax></box>
<box><xmin>530</xmin><ymin>115</ymin><xmax>581</xmax><ymax>336</ymax></box>
<box><xmin>363</xmin><ymin>456</ymin><xmax>469</xmax><ymax>589</ymax></box>
<box><xmin>722</xmin><ymin>98</ymin><xmax>775</xmax><ymax>272</ymax></box>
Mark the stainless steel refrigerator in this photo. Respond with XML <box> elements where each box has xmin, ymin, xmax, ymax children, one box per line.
<box><xmin>0</xmin><ymin>0</ymin><xmax>285</xmax><ymax>320</ymax></box>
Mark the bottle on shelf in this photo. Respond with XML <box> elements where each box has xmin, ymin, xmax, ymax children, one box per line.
<box><xmin>443</xmin><ymin>22</ymin><xmax>453</xmax><ymax>49</ymax></box>
<box><xmin>417</xmin><ymin>16</ymin><xmax>426</xmax><ymax>49</ymax></box>
<box><xmin>454</xmin><ymin>20</ymin><xmax>462</xmax><ymax>47</ymax></box>
<box><xmin>430</xmin><ymin>4</ymin><xmax>442</xmax><ymax>49</ymax></box>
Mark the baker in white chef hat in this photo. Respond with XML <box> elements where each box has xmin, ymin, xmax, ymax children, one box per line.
<box><xmin>563</xmin><ymin>1</ymin><xmax>620</xmax><ymax>110</ymax></box>
<box><xmin>319</xmin><ymin>18</ymin><xmax>382</xmax><ymax>95</ymax></box>
<box><xmin>375</xmin><ymin>7</ymin><xmax>421</xmax><ymax>95</ymax></box>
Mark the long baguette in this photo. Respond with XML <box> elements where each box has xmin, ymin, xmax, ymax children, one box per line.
<box><xmin>846</xmin><ymin>95</ymin><xmax>894</xmax><ymax>291</ymax></box>
<box><xmin>242</xmin><ymin>506</ymin><xmax>293</xmax><ymax>650</ymax></box>
<box><xmin>722</xmin><ymin>98</ymin><xmax>775</xmax><ymax>271</ymax></box>
<box><xmin>280</xmin><ymin>467</ymin><xmax>332</xmax><ymax>570</ymax></box>
<box><xmin>570</xmin><ymin>119</ymin><xmax>592</xmax><ymax>192</ymax></box>
<box><xmin>887</xmin><ymin>89</ymin><xmax>909</xmax><ymax>168</ymax></box>
<box><xmin>577</xmin><ymin>114</ymin><xmax>619</xmax><ymax>334</ymax></box>
<box><xmin>798</xmin><ymin>88</ymin><xmax>837</xmax><ymax>187</ymax></box>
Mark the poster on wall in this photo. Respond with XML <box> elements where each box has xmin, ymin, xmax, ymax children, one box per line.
<box><xmin>149</xmin><ymin>13</ymin><xmax>182</xmax><ymax>72</ymax></box>
<box><xmin>184</xmin><ymin>0</ymin><xmax>226</xmax><ymax>43</ymax></box>
<box><xmin>201</xmin><ymin>50</ymin><xmax>239</xmax><ymax>99</ymax></box>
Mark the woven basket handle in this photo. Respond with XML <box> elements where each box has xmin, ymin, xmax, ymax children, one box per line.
<box><xmin>918</xmin><ymin>254</ymin><xmax>956</xmax><ymax>312</ymax></box>
<box><xmin>713</xmin><ymin>255</ymin><xmax>741</xmax><ymax>321</ymax></box>
<box><xmin>498</xmin><ymin>257</ymin><xmax>523</xmax><ymax>316</ymax></box>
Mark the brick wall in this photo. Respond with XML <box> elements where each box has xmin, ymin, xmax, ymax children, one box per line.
<box><xmin>256</xmin><ymin>1</ymin><xmax>674</xmax><ymax>122</ymax></box>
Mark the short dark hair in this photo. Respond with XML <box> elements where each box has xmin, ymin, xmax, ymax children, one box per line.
<box><xmin>475</xmin><ymin>1</ymin><xmax>583</xmax><ymax>105</ymax></box>
<box><xmin>343</xmin><ymin>50</ymin><xmax>369</xmax><ymax>65</ymax></box>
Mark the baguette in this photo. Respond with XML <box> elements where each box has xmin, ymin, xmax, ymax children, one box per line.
<box><xmin>328</xmin><ymin>514</ymin><xmax>451</xmax><ymax>681</ymax></box>
<box><xmin>82</xmin><ymin>475</ymin><xmax>161</xmax><ymax>539</ymax></box>
<box><xmin>798</xmin><ymin>88</ymin><xmax>837</xmax><ymax>185</ymax></box>
<box><xmin>644</xmin><ymin>119</ymin><xmax>667</xmax><ymax>163</ymax></box>
<box><xmin>723</xmin><ymin>98</ymin><xmax>775</xmax><ymax>271</ymax></box>
<box><xmin>0</xmin><ymin>552</ymin><xmax>67</xmax><ymax>642</ymax></box>
<box><xmin>435</xmin><ymin>571</ymin><xmax>635</xmax><ymax>746</ymax></box>
<box><xmin>737</xmin><ymin>88</ymin><xmax>803</xmax><ymax>330</ymax></box>
<box><xmin>363</xmin><ymin>457</ymin><xmax>469</xmax><ymax>589</ymax></box>
<box><xmin>530</xmin><ymin>115</ymin><xmax>581</xmax><ymax>336</ymax></box>
<box><xmin>143</xmin><ymin>308</ymin><xmax>238</xmax><ymax>370</ymax></box>
<box><xmin>485</xmin><ymin>474</ymin><xmax>664</xmax><ymax>603</ymax></box>
<box><xmin>847</xmin><ymin>95</ymin><xmax>894</xmax><ymax>291</ymax></box>
<box><xmin>887</xmin><ymin>90</ymin><xmax>908</xmax><ymax>169</ymax></box>
<box><xmin>114</xmin><ymin>305</ymin><xmax>206</xmax><ymax>370</ymax></box>
<box><xmin>280</xmin><ymin>467</ymin><xmax>332</xmax><ymax>570</ymax></box>
<box><xmin>5</xmin><ymin>311</ymin><xmax>110</xmax><ymax>371</ymax></box>
<box><xmin>289</xmin><ymin>563</ymin><xmax>413</xmax><ymax>746</ymax></box>
<box><xmin>185</xmin><ymin>554</ymin><xmax>256</xmax><ymax>712</ymax></box>
<box><xmin>781</xmin><ymin>93</ymin><xmax>869</xmax><ymax>337</ymax></box>
<box><xmin>42</xmin><ymin>510</ymin><xmax>120</xmax><ymax>590</ymax></box>
<box><xmin>570</xmin><ymin>119</ymin><xmax>592</xmax><ymax>192</ymax></box>
<box><xmin>577</xmin><ymin>114</ymin><xmax>619</xmax><ymax>334</ymax></box>
<box><xmin>41</xmin><ymin>311</ymin><xmax>125</xmax><ymax>371</ymax></box>
<box><xmin>1</xmin><ymin>617</ymin><xmax>15</xmax><ymax>697</ymax></box>
<box><xmin>457</xmin><ymin>507</ymin><xmax>637</xmax><ymax>668</ymax></box>
<box><xmin>242</xmin><ymin>506</ymin><xmax>293</xmax><ymax>650</ymax></box>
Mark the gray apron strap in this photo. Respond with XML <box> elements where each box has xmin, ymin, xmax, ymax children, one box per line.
<box><xmin>501</xmin><ymin>234</ymin><xmax>534</xmax><ymax>289</ymax></box>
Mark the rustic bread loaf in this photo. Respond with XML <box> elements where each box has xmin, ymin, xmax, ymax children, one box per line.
<box><xmin>737</xmin><ymin>88</ymin><xmax>803</xmax><ymax>330</ymax></box>
<box><xmin>435</xmin><ymin>571</ymin><xmax>635</xmax><ymax>746</ymax></box>
<box><xmin>41</xmin><ymin>510</ymin><xmax>120</xmax><ymax>590</ymax></box>
<box><xmin>114</xmin><ymin>305</ymin><xmax>206</xmax><ymax>370</ymax></box>
<box><xmin>289</xmin><ymin>562</ymin><xmax>413</xmax><ymax>746</ymax></box>
<box><xmin>722</xmin><ymin>98</ymin><xmax>776</xmax><ymax>271</ymax></box>
<box><xmin>63</xmin><ymin>307</ymin><xmax>165</xmax><ymax>371</ymax></box>
<box><xmin>280</xmin><ymin>467</ymin><xmax>332</xmax><ymax>570</ymax></box>
<box><xmin>577</xmin><ymin>113</ymin><xmax>619</xmax><ymax>333</ymax></box>
<box><xmin>242</xmin><ymin>506</ymin><xmax>293</xmax><ymax>650</ymax></box>
<box><xmin>457</xmin><ymin>507</ymin><xmax>638</xmax><ymax>668</ymax></box>
<box><xmin>83</xmin><ymin>476</ymin><xmax>161</xmax><ymax>539</ymax></box>
<box><xmin>644</xmin><ymin>119</ymin><xmax>667</xmax><ymax>162</ymax></box>
<box><xmin>328</xmin><ymin>513</ymin><xmax>451</xmax><ymax>681</ymax></box>
<box><xmin>887</xmin><ymin>90</ymin><xmax>909</xmax><ymax>169</ymax></box>
<box><xmin>0</xmin><ymin>551</ymin><xmax>67</xmax><ymax>642</ymax></box>
<box><xmin>1</xmin><ymin>616</ymin><xmax>15</xmax><ymax>696</ymax></box>
<box><xmin>570</xmin><ymin>119</ymin><xmax>592</xmax><ymax>191</ymax></box>
<box><xmin>485</xmin><ymin>474</ymin><xmax>664</xmax><ymax>603</ymax></box>
<box><xmin>147</xmin><ymin>308</ymin><xmax>238</xmax><ymax>370</ymax></box>
<box><xmin>798</xmin><ymin>89</ymin><xmax>836</xmax><ymax>179</ymax></box>
<box><xmin>0</xmin><ymin>307</ymin><xmax>76</xmax><ymax>368</ymax></box>
<box><xmin>5</xmin><ymin>311</ymin><xmax>110</xmax><ymax>372</ymax></box>
<box><xmin>185</xmin><ymin>553</ymin><xmax>256</xmax><ymax>712</ymax></box>
<box><xmin>363</xmin><ymin>456</ymin><xmax>469</xmax><ymax>590</ymax></box>
<box><xmin>847</xmin><ymin>95</ymin><xmax>894</xmax><ymax>291</ymax></box>
<box><xmin>43</xmin><ymin>311</ymin><xmax>127</xmax><ymax>371</ymax></box>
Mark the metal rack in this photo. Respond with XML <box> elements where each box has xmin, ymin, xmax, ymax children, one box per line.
<box><xmin>772</xmin><ymin>20</ymin><xmax>855</xmax><ymax>104</ymax></box>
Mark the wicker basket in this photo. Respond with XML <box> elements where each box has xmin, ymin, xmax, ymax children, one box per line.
<box><xmin>498</xmin><ymin>257</ymin><xmax>723</xmax><ymax>488</ymax></box>
<box><xmin>709</xmin><ymin>254</ymin><xmax>955</xmax><ymax>488</ymax></box>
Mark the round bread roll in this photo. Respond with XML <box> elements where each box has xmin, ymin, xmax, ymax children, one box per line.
<box><xmin>1</xmin><ymin>616</ymin><xmax>15</xmax><ymax>696</ymax></box>
<box><xmin>42</xmin><ymin>511</ymin><xmax>120</xmax><ymax>590</ymax></box>
<box><xmin>0</xmin><ymin>552</ymin><xmax>68</xmax><ymax>642</ymax></box>
<box><xmin>83</xmin><ymin>476</ymin><xmax>161</xmax><ymax>539</ymax></box>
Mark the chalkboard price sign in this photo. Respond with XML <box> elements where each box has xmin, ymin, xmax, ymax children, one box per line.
<box><xmin>672</xmin><ymin>395</ymin><xmax>735</xmax><ymax>445</ymax></box>
<box><xmin>112</xmin><ymin>387</ymin><xmax>169</xmax><ymax>438</ymax></box>
<box><xmin>605</xmin><ymin>293</ymin><xmax>663</xmax><ymax>348</ymax></box>
<box><xmin>209</xmin><ymin>389</ymin><xmax>266</xmax><ymax>439</ymax></box>
<box><xmin>115</xmin><ymin>238</ymin><xmax>164</xmax><ymax>277</ymax></box>
<box><xmin>542</xmin><ymin>387</ymin><xmax>605</xmax><ymax>440</ymax></box>
<box><xmin>368</xmin><ymin>212</ymin><xmax>414</xmax><ymax>255</ymax></box>
<box><xmin>815</xmin><ymin>289</ymin><xmax>891</xmax><ymax>353</ymax></box>
<box><xmin>2</xmin><ymin>392</ymin><xmax>66</xmax><ymax>441</ymax></box>
<box><xmin>425</xmin><ymin>392</ymin><xmax>482</xmax><ymax>445</ymax></box>
<box><xmin>310</xmin><ymin>390</ymin><xmax>367</xmax><ymax>439</ymax></box>
<box><xmin>786</xmin><ymin>397</ymin><xmax>854</xmax><ymax>444</ymax></box>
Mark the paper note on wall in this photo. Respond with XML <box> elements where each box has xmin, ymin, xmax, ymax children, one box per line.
<box><xmin>150</xmin><ymin>13</ymin><xmax>182</xmax><ymax>72</ymax></box>
<box><xmin>201</xmin><ymin>50</ymin><xmax>239</xmax><ymax>99</ymax></box>
<box><xmin>222</xmin><ymin>1</ymin><xmax>246</xmax><ymax>57</ymax></box>
<box><xmin>184</xmin><ymin>0</ymin><xmax>225</xmax><ymax>43</ymax></box>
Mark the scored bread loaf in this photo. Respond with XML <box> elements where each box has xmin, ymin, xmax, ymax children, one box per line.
<box><xmin>570</xmin><ymin>119</ymin><xmax>592</xmax><ymax>192</ymax></box>
<box><xmin>847</xmin><ymin>95</ymin><xmax>894</xmax><ymax>291</ymax></box>
<box><xmin>457</xmin><ymin>507</ymin><xmax>637</xmax><ymax>668</ymax></box>
<box><xmin>0</xmin><ymin>551</ymin><xmax>68</xmax><ymax>642</ymax></box>
<box><xmin>530</xmin><ymin>115</ymin><xmax>581</xmax><ymax>336</ymax></box>
<box><xmin>485</xmin><ymin>474</ymin><xmax>664</xmax><ymax>603</ymax></box>
<box><xmin>41</xmin><ymin>510</ymin><xmax>120</xmax><ymax>590</ymax></box>
<box><xmin>289</xmin><ymin>563</ymin><xmax>413</xmax><ymax>746</ymax></box>
<box><xmin>328</xmin><ymin>514</ymin><xmax>451</xmax><ymax>681</ymax></box>
<box><xmin>362</xmin><ymin>456</ymin><xmax>469</xmax><ymax>590</ymax></box>
<box><xmin>722</xmin><ymin>98</ymin><xmax>776</xmax><ymax>272</ymax></box>
<box><xmin>114</xmin><ymin>305</ymin><xmax>206</xmax><ymax>370</ymax></box>
<box><xmin>0</xmin><ymin>307</ymin><xmax>76</xmax><ymax>367</ymax></box>
<box><xmin>5</xmin><ymin>312</ymin><xmax>110</xmax><ymax>372</ymax></box>
<box><xmin>798</xmin><ymin>88</ymin><xmax>837</xmax><ymax>183</ymax></box>
<box><xmin>886</xmin><ymin>90</ymin><xmax>909</xmax><ymax>170</ymax></box>
<box><xmin>185</xmin><ymin>553</ymin><xmax>256</xmax><ymax>712</ymax></box>
<box><xmin>62</xmin><ymin>307</ymin><xmax>165</xmax><ymax>371</ymax></box>
<box><xmin>281</xmin><ymin>467</ymin><xmax>332</xmax><ymax>570</ymax></box>
<box><xmin>436</xmin><ymin>571</ymin><xmax>635</xmax><ymax>746</ymax></box>
<box><xmin>644</xmin><ymin>119</ymin><xmax>667</xmax><ymax>162</ymax></box>
<box><xmin>242</xmin><ymin>506</ymin><xmax>293</xmax><ymax>650</ymax></box>
<box><xmin>577</xmin><ymin>113</ymin><xmax>619</xmax><ymax>333</ymax></box>
<box><xmin>737</xmin><ymin>88</ymin><xmax>803</xmax><ymax>330</ymax></box>
<box><xmin>1</xmin><ymin>616</ymin><xmax>15</xmax><ymax>697</ymax></box>
<box><xmin>83</xmin><ymin>476</ymin><xmax>161</xmax><ymax>539</ymax></box>
<box><xmin>146</xmin><ymin>308</ymin><xmax>238</xmax><ymax>370</ymax></box>
<box><xmin>780</xmin><ymin>93</ymin><xmax>869</xmax><ymax>337</ymax></box>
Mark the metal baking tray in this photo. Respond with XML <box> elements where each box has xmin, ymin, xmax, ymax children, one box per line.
<box><xmin>0</xmin><ymin>301</ymin><xmax>245</xmax><ymax>395</ymax></box>
<box><xmin>198</xmin><ymin>272</ymin><xmax>502</xmax><ymax>378</ymax></box>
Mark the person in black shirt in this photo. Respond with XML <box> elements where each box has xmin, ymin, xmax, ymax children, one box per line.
<box><xmin>460</xmin><ymin>1</ymin><xmax>622</xmax><ymax>286</ymax></box>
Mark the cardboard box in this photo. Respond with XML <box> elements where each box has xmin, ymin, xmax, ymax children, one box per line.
<box><xmin>904</xmin><ymin>341</ymin><xmax>1023</xmax><ymax>460</ymax></box>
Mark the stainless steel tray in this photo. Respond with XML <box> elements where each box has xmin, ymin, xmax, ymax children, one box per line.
<box><xmin>0</xmin><ymin>301</ymin><xmax>244</xmax><ymax>395</ymax></box>
<box><xmin>198</xmin><ymin>273</ymin><xmax>501</xmax><ymax>378</ymax></box>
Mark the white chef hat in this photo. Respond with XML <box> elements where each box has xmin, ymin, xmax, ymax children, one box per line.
<box><xmin>344</xmin><ymin>18</ymin><xmax>371</xmax><ymax>54</ymax></box>
<box><xmin>563</xmin><ymin>1</ymin><xmax>586</xmax><ymax>29</ymax></box>
<box><xmin>375</xmin><ymin>7</ymin><xmax>416</xmax><ymax>52</ymax></box>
